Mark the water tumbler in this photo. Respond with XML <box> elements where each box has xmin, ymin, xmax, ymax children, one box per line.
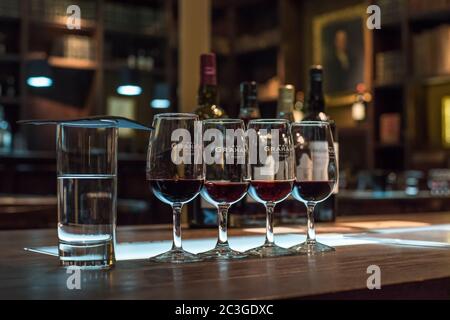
<box><xmin>57</xmin><ymin>123</ymin><xmax>117</xmax><ymax>269</ymax></box>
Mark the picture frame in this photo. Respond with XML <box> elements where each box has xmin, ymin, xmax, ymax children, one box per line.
<box><xmin>313</xmin><ymin>4</ymin><xmax>373</xmax><ymax>107</ymax></box>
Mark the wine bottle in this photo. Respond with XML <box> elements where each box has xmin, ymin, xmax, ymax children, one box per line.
<box><xmin>302</xmin><ymin>65</ymin><xmax>338</xmax><ymax>222</ymax></box>
<box><xmin>194</xmin><ymin>53</ymin><xmax>227</xmax><ymax>120</ymax></box>
<box><xmin>232</xmin><ymin>81</ymin><xmax>265</xmax><ymax>227</ymax></box>
<box><xmin>276</xmin><ymin>84</ymin><xmax>306</xmax><ymax>224</ymax></box>
<box><xmin>238</xmin><ymin>81</ymin><xmax>261</xmax><ymax>126</ymax></box>
<box><xmin>189</xmin><ymin>53</ymin><xmax>227</xmax><ymax>228</ymax></box>
<box><xmin>276</xmin><ymin>85</ymin><xmax>295</xmax><ymax>122</ymax></box>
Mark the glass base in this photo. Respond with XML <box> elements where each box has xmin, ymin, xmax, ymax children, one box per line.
<box><xmin>245</xmin><ymin>242</ymin><xmax>294</xmax><ymax>258</ymax></box>
<box><xmin>290</xmin><ymin>240</ymin><xmax>335</xmax><ymax>255</ymax></box>
<box><xmin>150</xmin><ymin>248</ymin><xmax>202</xmax><ymax>264</ymax></box>
<box><xmin>59</xmin><ymin>241</ymin><xmax>115</xmax><ymax>269</ymax></box>
<box><xmin>197</xmin><ymin>243</ymin><xmax>247</xmax><ymax>260</ymax></box>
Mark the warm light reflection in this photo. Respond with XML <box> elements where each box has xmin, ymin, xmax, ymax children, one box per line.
<box><xmin>340</xmin><ymin>220</ymin><xmax>430</xmax><ymax>230</ymax></box>
<box><xmin>442</xmin><ymin>96</ymin><xmax>450</xmax><ymax>147</ymax></box>
<box><xmin>352</xmin><ymin>101</ymin><xmax>365</xmax><ymax>121</ymax></box>
<box><xmin>371</xmin><ymin>224</ymin><xmax>450</xmax><ymax>234</ymax></box>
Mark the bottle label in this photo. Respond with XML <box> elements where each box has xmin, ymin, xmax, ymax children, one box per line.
<box><xmin>278</xmin><ymin>102</ymin><xmax>294</xmax><ymax>113</ymax></box>
<box><xmin>334</xmin><ymin>142</ymin><xmax>339</xmax><ymax>194</ymax></box>
<box><xmin>201</xmin><ymin>70</ymin><xmax>217</xmax><ymax>85</ymax></box>
<box><xmin>311</xmin><ymin>141</ymin><xmax>330</xmax><ymax>181</ymax></box>
<box><xmin>203</xmin><ymin>66</ymin><xmax>216</xmax><ymax>76</ymax></box>
<box><xmin>297</xmin><ymin>141</ymin><xmax>330</xmax><ymax>181</ymax></box>
<box><xmin>200</xmin><ymin>56</ymin><xmax>217</xmax><ymax>86</ymax></box>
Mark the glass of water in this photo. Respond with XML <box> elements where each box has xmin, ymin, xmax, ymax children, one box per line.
<box><xmin>57</xmin><ymin>123</ymin><xmax>117</xmax><ymax>269</ymax></box>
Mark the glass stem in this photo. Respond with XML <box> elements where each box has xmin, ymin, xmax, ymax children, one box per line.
<box><xmin>217</xmin><ymin>204</ymin><xmax>230</xmax><ymax>246</ymax></box>
<box><xmin>306</xmin><ymin>202</ymin><xmax>316</xmax><ymax>244</ymax></box>
<box><xmin>171</xmin><ymin>203</ymin><xmax>183</xmax><ymax>250</ymax></box>
<box><xmin>265</xmin><ymin>202</ymin><xmax>275</xmax><ymax>245</ymax></box>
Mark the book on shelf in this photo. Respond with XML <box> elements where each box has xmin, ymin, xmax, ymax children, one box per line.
<box><xmin>375</xmin><ymin>50</ymin><xmax>404</xmax><ymax>85</ymax></box>
<box><xmin>408</xmin><ymin>0</ymin><xmax>450</xmax><ymax>16</ymax></box>
<box><xmin>30</xmin><ymin>0</ymin><xmax>96</xmax><ymax>24</ymax></box>
<box><xmin>380</xmin><ymin>113</ymin><xmax>401</xmax><ymax>145</ymax></box>
<box><xmin>0</xmin><ymin>0</ymin><xmax>20</xmax><ymax>19</ymax></box>
<box><xmin>234</xmin><ymin>29</ymin><xmax>280</xmax><ymax>54</ymax></box>
<box><xmin>376</xmin><ymin>0</ymin><xmax>402</xmax><ymax>25</ymax></box>
<box><xmin>51</xmin><ymin>35</ymin><xmax>96</xmax><ymax>61</ymax></box>
<box><xmin>104</xmin><ymin>2</ymin><xmax>165</xmax><ymax>35</ymax></box>
<box><xmin>413</xmin><ymin>25</ymin><xmax>450</xmax><ymax>77</ymax></box>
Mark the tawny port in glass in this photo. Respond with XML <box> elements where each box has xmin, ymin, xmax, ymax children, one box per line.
<box><xmin>199</xmin><ymin>119</ymin><xmax>249</xmax><ymax>260</ymax></box>
<box><xmin>147</xmin><ymin>113</ymin><xmax>204</xmax><ymax>263</ymax></box>
<box><xmin>290</xmin><ymin>121</ymin><xmax>338</xmax><ymax>254</ymax></box>
<box><xmin>246</xmin><ymin>119</ymin><xmax>295</xmax><ymax>257</ymax></box>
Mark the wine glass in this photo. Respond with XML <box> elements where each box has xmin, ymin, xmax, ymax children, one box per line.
<box><xmin>290</xmin><ymin>121</ymin><xmax>338</xmax><ymax>254</ymax></box>
<box><xmin>146</xmin><ymin>113</ymin><xmax>204</xmax><ymax>263</ymax></box>
<box><xmin>246</xmin><ymin>119</ymin><xmax>295</xmax><ymax>257</ymax></box>
<box><xmin>198</xmin><ymin>119</ymin><xmax>249</xmax><ymax>260</ymax></box>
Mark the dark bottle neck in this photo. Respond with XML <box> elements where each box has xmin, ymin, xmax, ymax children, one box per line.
<box><xmin>306</xmin><ymin>81</ymin><xmax>325</xmax><ymax>116</ymax></box>
<box><xmin>240</xmin><ymin>82</ymin><xmax>258</xmax><ymax>110</ymax></box>
<box><xmin>240</xmin><ymin>95</ymin><xmax>258</xmax><ymax>111</ymax></box>
<box><xmin>305</xmin><ymin>66</ymin><xmax>325</xmax><ymax>115</ymax></box>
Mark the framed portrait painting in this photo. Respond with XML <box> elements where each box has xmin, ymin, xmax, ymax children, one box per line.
<box><xmin>313</xmin><ymin>4</ymin><xmax>372</xmax><ymax>107</ymax></box>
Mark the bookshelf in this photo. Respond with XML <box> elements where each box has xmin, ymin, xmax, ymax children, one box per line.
<box><xmin>212</xmin><ymin>0</ymin><xmax>289</xmax><ymax>118</ymax></box>
<box><xmin>405</xmin><ymin>1</ymin><xmax>450</xmax><ymax>169</ymax></box>
<box><xmin>365</xmin><ymin>0</ymin><xmax>450</xmax><ymax>171</ymax></box>
<box><xmin>211</xmin><ymin>0</ymin><xmax>450</xmax><ymax>174</ymax></box>
<box><xmin>0</xmin><ymin>0</ymin><xmax>178</xmax><ymax>152</ymax></box>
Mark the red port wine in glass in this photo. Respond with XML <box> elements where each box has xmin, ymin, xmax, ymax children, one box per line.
<box><xmin>290</xmin><ymin>121</ymin><xmax>338</xmax><ymax>255</ymax></box>
<box><xmin>246</xmin><ymin>119</ymin><xmax>296</xmax><ymax>258</ymax></box>
<box><xmin>146</xmin><ymin>113</ymin><xmax>204</xmax><ymax>263</ymax></box>
<box><xmin>248</xmin><ymin>180</ymin><xmax>293</xmax><ymax>203</ymax></box>
<box><xmin>292</xmin><ymin>181</ymin><xmax>334</xmax><ymax>203</ymax></box>
<box><xmin>198</xmin><ymin>118</ymin><xmax>249</xmax><ymax>260</ymax></box>
<box><xmin>202</xmin><ymin>181</ymin><xmax>249</xmax><ymax>204</ymax></box>
<box><xmin>150</xmin><ymin>179</ymin><xmax>204</xmax><ymax>205</ymax></box>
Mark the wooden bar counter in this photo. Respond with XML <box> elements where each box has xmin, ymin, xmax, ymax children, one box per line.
<box><xmin>0</xmin><ymin>212</ymin><xmax>449</xmax><ymax>299</ymax></box>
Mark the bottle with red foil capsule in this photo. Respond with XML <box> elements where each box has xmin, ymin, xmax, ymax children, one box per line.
<box><xmin>194</xmin><ymin>53</ymin><xmax>227</xmax><ymax>120</ymax></box>
<box><xmin>189</xmin><ymin>54</ymin><xmax>226</xmax><ymax>228</ymax></box>
<box><xmin>239</xmin><ymin>81</ymin><xmax>261</xmax><ymax>126</ymax></box>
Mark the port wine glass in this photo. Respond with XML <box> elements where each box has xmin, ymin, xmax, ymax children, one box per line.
<box><xmin>199</xmin><ymin>119</ymin><xmax>249</xmax><ymax>260</ymax></box>
<box><xmin>246</xmin><ymin>119</ymin><xmax>295</xmax><ymax>257</ymax></box>
<box><xmin>146</xmin><ymin>113</ymin><xmax>204</xmax><ymax>263</ymax></box>
<box><xmin>290</xmin><ymin>121</ymin><xmax>338</xmax><ymax>254</ymax></box>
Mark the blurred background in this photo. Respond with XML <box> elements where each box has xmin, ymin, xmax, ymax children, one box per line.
<box><xmin>1</xmin><ymin>0</ymin><xmax>450</xmax><ymax>229</ymax></box>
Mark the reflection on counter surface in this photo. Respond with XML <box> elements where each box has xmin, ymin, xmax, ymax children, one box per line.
<box><xmin>26</xmin><ymin>223</ymin><xmax>450</xmax><ymax>260</ymax></box>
